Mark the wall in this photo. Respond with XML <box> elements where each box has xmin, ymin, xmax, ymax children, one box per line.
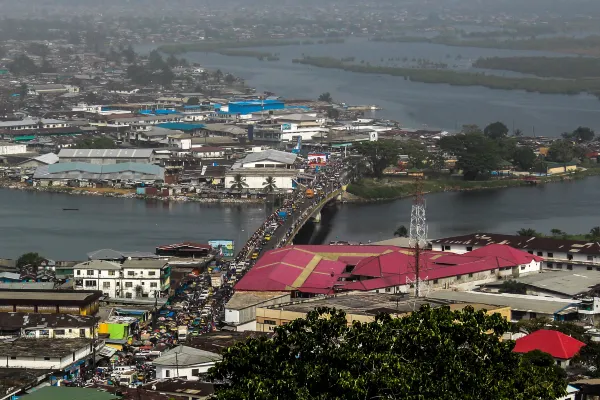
<box><xmin>24</xmin><ymin>327</ymin><xmax>93</xmax><ymax>339</ymax></box>
<box><xmin>224</xmin><ymin>174</ymin><xmax>295</xmax><ymax>190</ymax></box>
<box><xmin>0</xmin><ymin>144</ymin><xmax>27</xmax><ymax>155</ymax></box>
<box><xmin>155</xmin><ymin>362</ymin><xmax>216</xmax><ymax>380</ymax></box>
<box><xmin>2</xmin><ymin>343</ymin><xmax>92</xmax><ymax>369</ymax></box>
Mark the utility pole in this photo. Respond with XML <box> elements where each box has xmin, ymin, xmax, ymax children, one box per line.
<box><xmin>409</xmin><ymin>175</ymin><xmax>427</xmax><ymax>297</ymax></box>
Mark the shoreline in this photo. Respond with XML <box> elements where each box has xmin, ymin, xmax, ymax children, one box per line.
<box><xmin>345</xmin><ymin>169</ymin><xmax>600</xmax><ymax>203</ymax></box>
<box><xmin>0</xmin><ymin>182</ymin><xmax>265</xmax><ymax>204</ymax></box>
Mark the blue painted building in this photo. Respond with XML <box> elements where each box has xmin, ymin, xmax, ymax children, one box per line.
<box><xmin>221</xmin><ymin>99</ymin><xmax>285</xmax><ymax>115</ymax></box>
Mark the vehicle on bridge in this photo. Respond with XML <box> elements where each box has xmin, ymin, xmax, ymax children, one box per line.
<box><xmin>305</xmin><ymin>188</ymin><xmax>314</xmax><ymax>199</ymax></box>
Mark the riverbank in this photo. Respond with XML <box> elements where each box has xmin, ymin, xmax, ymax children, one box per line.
<box><xmin>158</xmin><ymin>38</ymin><xmax>345</xmax><ymax>55</ymax></box>
<box><xmin>0</xmin><ymin>182</ymin><xmax>264</xmax><ymax>204</ymax></box>
<box><xmin>292</xmin><ymin>56</ymin><xmax>600</xmax><ymax>96</ymax></box>
<box><xmin>346</xmin><ymin>169</ymin><xmax>600</xmax><ymax>202</ymax></box>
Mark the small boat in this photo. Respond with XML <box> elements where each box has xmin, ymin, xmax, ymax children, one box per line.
<box><xmin>62</xmin><ymin>208</ymin><xmax>79</xmax><ymax>211</ymax></box>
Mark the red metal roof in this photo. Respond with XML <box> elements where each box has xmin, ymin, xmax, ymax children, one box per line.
<box><xmin>513</xmin><ymin>330</ymin><xmax>585</xmax><ymax>359</ymax></box>
<box><xmin>466</xmin><ymin>244</ymin><xmax>543</xmax><ymax>264</ymax></box>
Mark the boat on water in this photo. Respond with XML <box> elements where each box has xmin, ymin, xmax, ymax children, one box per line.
<box><xmin>62</xmin><ymin>208</ymin><xmax>79</xmax><ymax>211</ymax></box>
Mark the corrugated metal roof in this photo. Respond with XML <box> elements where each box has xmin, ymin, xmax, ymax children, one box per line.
<box><xmin>57</xmin><ymin>148</ymin><xmax>154</xmax><ymax>159</ymax></box>
<box><xmin>34</xmin><ymin>162</ymin><xmax>164</xmax><ymax>181</ymax></box>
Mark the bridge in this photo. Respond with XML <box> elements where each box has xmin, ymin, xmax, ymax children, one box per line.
<box><xmin>238</xmin><ymin>186</ymin><xmax>345</xmax><ymax>260</ymax></box>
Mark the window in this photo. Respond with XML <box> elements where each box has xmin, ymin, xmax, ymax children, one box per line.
<box><xmin>537</xmin><ymin>252</ymin><xmax>543</xmax><ymax>256</ymax></box>
<box><xmin>520</xmin><ymin>266</ymin><xmax>525</xmax><ymax>270</ymax></box>
<box><xmin>527</xmin><ymin>250</ymin><xmax>533</xmax><ymax>254</ymax></box>
<box><xmin>385</xmin><ymin>287</ymin><xmax>391</xmax><ymax>292</ymax></box>
<box><xmin>148</xmin><ymin>271</ymin><xmax>156</xmax><ymax>276</ymax></box>
<box><xmin>567</xmin><ymin>254</ymin><xmax>573</xmax><ymax>261</ymax></box>
<box><xmin>567</xmin><ymin>265</ymin><xmax>573</xmax><ymax>270</ymax></box>
<box><xmin>108</xmin><ymin>270</ymin><xmax>116</xmax><ymax>276</ymax></box>
<box><xmin>126</xmin><ymin>292</ymin><xmax>132</xmax><ymax>298</ymax></box>
<box><xmin>490</xmin><ymin>269</ymin><xmax>495</xmax><ymax>274</ymax></box>
<box><xmin>444</xmin><ymin>245</ymin><xmax>451</xmax><ymax>251</ymax></box>
<box><xmin>556</xmin><ymin>263</ymin><xmax>563</xmax><ymax>269</ymax></box>
<box><xmin>468</xmin><ymin>273</ymin><xmax>473</xmax><ymax>278</ymax></box>
<box><xmin>44</xmin><ymin>357</ymin><xmax>50</xmax><ymax>361</ymax></box>
<box><xmin>588</xmin><ymin>256</ymin><xmax>594</xmax><ymax>261</ymax></box>
<box><xmin>433</xmin><ymin>279</ymin><xmax>439</xmax><ymax>284</ymax></box>
<box><xmin>76</xmin><ymin>270</ymin><xmax>81</xmax><ymax>276</ymax></box>
<box><xmin>192</xmin><ymin>369</ymin><xmax>200</xmax><ymax>377</ymax></box>
<box><xmin>103</xmin><ymin>282</ymin><xmax>111</xmax><ymax>288</ymax></box>
<box><xmin>150</xmin><ymin>282</ymin><xmax>158</xmax><ymax>288</ymax></box>
<box><xmin>456</xmin><ymin>275</ymin><xmax>462</xmax><ymax>280</ymax></box>
<box><xmin>165</xmin><ymin>370</ymin><xmax>170</xmax><ymax>378</ymax></box>
<box><xmin>10</xmin><ymin>356</ymin><xmax>16</xmax><ymax>360</ymax></box>
<box><xmin>556</xmin><ymin>360</ymin><xmax>561</xmax><ymax>366</ymax></box>
<box><xmin>84</xmin><ymin>280</ymin><xmax>96</xmax><ymax>287</ymax></box>
<box><xmin>86</xmin><ymin>270</ymin><xmax>94</xmax><ymax>276</ymax></box>
<box><xmin>125</xmin><ymin>282</ymin><xmax>133</xmax><ymax>288</ymax></box>
<box><xmin>466</xmin><ymin>246</ymin><xmax>473</xmax><ymax>252</ymax></box>
<box><xmin>141</xmin><ymin>282</ymin><xmax>145</xmax><ymax>286</ymax></box>
<box><xmin>588</xmin><ymin>266</ymin><xmax>593</xmax><ymax>271</ymax></box>
<box><xmin>127</xmin><ymin>271</ymin><xmax>134</xmax><ymax>276</ymax></box>
<box><xmin>548</xmin><ymin>263</ymin><xmax>553</xmax><ymax>268</ymax></box>
<box><xmin>548</xmin><ymin>252</ymin><xmax>553</xmax><ymax>258</ymax></box>
<box><xmin>263</xmin><ymin>319</ymin><xmax>277</xmax><ymax>325</ymax></box>
<box><xmin>54</xmin><ymin>329</ymin><xmax>65</xmax><ymax>335</ymax></box>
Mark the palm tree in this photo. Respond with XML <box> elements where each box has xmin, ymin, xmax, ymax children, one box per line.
<box><xmin>394</xmin><ymin>225</ymin><xmax>408</xmax><ymax>237</ymax></box>
<box><xmin>263</xmin><ymin>176</ymin><xmax>277</xmax><ymax>193</ymax></box>
<box><xmin>230</xmin><ymin>174</ymin><xmax>248</xmax><ymax>191</ymax></box>
<box><xmin>589</xmin><ymin>226</ymin><xmax>600</xmax><ymax>240</ymax></box>
<box><xmin>517</xmin><ymin>228</ymin><xmax>541</xmax><ymax>237</ymax></box>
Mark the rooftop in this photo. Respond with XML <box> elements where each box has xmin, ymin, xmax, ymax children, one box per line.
<box><xmin>432</xmin><ymin>232</ymin><xmax>600</xmax><ymax>256</ymax></box>
<box><xmin>483</xmin><ymin>270</ymin><xmax>600</xmax><ymax>296</ymax></box>
<box><xmin>20</xmin><ymin>386</ymin><xmax>118</xmax><ymax>400</ymax></box>
<box><xmin>240</xmin><ymin>149</ymin><xmax>297</xmax><ymax>166</ymax></box>
<box><xmin>429</xmin><ymin>291</ymin><xmax>578</xmax><ymax>315</ymax></box>
<box><xmin>188</xmin><ymin>331</ymin><xmax>271</xmax><ymax>354</ymax></box>
<box><xmin>74</xmin><ymin>260</ymin><xmax>121</xmax><ymax>271</ymax></box>
<box><xmin>57</xmin><ymin>148</ymin><xmax>154</xmax><ymax>159</ymax></box>
<box><xmin>226</xmin><ymin>291</ymin><xmax>289</xmax><ymax>310</ymax></box>
<box><xmin>152</xmin><ymin>345</ymin><xmax>221</xmax><ymax>367</ymax></box>
<box><xmin>122</xmin><ymin>259</ymin><xmax>168</xmax><ymax>269</ymax></box>
<box><xmin>0</xmin><ymin>338</ymin><xmax>92</xmax><ymax>357</ymax></box>
<box><xmin>0</xmin><ymin>289</ymin><xmax>102</xmax><ymax>305</ymax></box>
<box><xmin>513</xmin><ymin>329</ymin><xmax>586</xmax><ymax>359</ymax></box>
<box><xmin>0</xmin><ymin>312</ymin><xmax>97</xmax><ymax>330</ymax></box>
<box><xmin>87</xmin><ymin>249</ymin><xmax>158</xmax><ymax>261</ymax></box>
<box><xmin>142</xmin><ymin>379</ymin><xmax>214</xmax><ymax>396</ymax></box>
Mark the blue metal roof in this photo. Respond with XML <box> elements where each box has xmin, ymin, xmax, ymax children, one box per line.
<box><xmin>157</xmin><ymin>122</ymin><xmax>206</xmax><ymax>131</ymax></box>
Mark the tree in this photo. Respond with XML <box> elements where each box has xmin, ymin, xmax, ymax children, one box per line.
<box><xmin>517</xmin><ymin>228</ymin><xmax>541</xmax><ymax>237</ymax></box>
<box><xmin>186</xmin><ymin>97</ymin><xmax>200</xmax><ymax>106</ymax></box>
<box><xmin>521</xmin><ymin>350</ymin><xmax>567</xmax><ymax>381</ymax></box>
<box><xmin>16</xmin><ymin>252</ymin><xmax>45</xmax><ymax>269</ymax></box>
<box><xmin>512</xmin><ymin>147</ymin><xmax>536</xmax><ymax>171</ymax></box>
<box><xmin>429</xmin><ymin>152</ymin><xmax>446</xmax><ymax>172</ymax></box>
<box><xmin>73</xmin><ymin>136</ymin><xmax>116</xmax><ymax>149</ymax></box>
<box><xmin>439</xmin><ymin>133</ymin><xmax>501</xmax><ymax>180</ymax></box>
<box><xmin>513</xmin><ymin>128</ymin><xmax>523</xmax><ymax>137</ymax></box>
<box><xmin>550</xmin><ymin>228</ymin><xmax>566</xmax><ymax>238</ymax></box>
<box><xmin>207</xmin><ymin>306</ymin><xmax>567</xmax><ymax>400</ymax></box>
<box><xmin>499</xmin><ymin>279</ymin><xmax>527</xmax><ymax>294</ymax></box>
<box><xmin>230</xmin><ymin>174</ymin><xmax>248</xmax><ymax>191</ymax></box>
<box><xmin>400</xmin><ymin>140</ymin><xmax>428</xmax><ymax>169</ymax></box>
<box><xmin>318</xmin><ymin>92</ymin><xmax>333</xmax><ymax>103</ymax></box>
<box><xmin>8</xmin><ymin>54</ymin><xmax>38</xmax><ymax>75</ymax></box>
<box><xmin>484</xmin><ymin>121</ymin><xmax>509</xmax><ymax>139</ymax></box>
<box><xmin>166</xmin><ymin>54</ymin><xmax>179</xmax><ymax>68</ymax></box>
<box><xmin>224</xmin><ymin>73</ymin><xmax>236</xmax><ymax>84</ymax></box>
<box><xmin>567</xmin><ymin>126</ymin><xmax>595</xmax><ymax>143</ymax></box>
<box><xmin>262</xmin><ymin>176</ymin><xmax>277</xmax><ymax>193</ymax></box>
<box><xmin>394</xmin><ymin>225</ymin><xmax>408</xmax><ymax>237</ymax></box>
<box><xmin>121</xmin><ymin>44</ymin><xmax>136</xmax><ymax>63</ymax></box>
<box><xmin>148</xmin><ymin>50</ymin><xmax>166</xmax><ymax>70</ymax></box>
<box><xmin>588</xmin><ymin>226</ymin><xmax>600</xmax><ymax>240</ymax></box>
<box><xmin>18</xmin><ymin>83</ymin><xmax>28</xmax><ymax>100</ymax></box>
<box><xmin>326</xmin><ymin>107</ymin><xmax>339</xmax><ymax>119</ymax></box>
<box><xmin>354</xmin><ymin>140</ymin><xmax>400</xmax><ymax>178</ymax></box>
<box><xmin>547</xmin><ymin>139</ymin><xmax>576</xmax><ymax>164</ymax></box>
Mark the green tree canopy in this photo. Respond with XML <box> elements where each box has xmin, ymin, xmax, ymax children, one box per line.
<box><xmin>400</xmin><ymin>140</ymin><xmax>428</xmax><ymax>169</ymax></box>
<box><xmin>394</xmin><ymin>225</ymin><xmax>408</xmax><ymax>237</ymax></box>
<box><xmin>186</xmin><ymin>97</ymin><xmax>200</xmax><ymax>106</ymax></box>
<box><xmin>512</xmin><ymin>146</ymin><xmax>537</xmax><ymax>171</ymax></box>
<box><xmin>517</xmin><ymin>228</ymin><xmax>541</xmax><ymax>237</ymax></box>
<box><xmin>230</xmin><ymin>174</ymin><xmax>248</xmax><ymax>191</ymax></box>
<box><xmin>208</xmin><ymin>306</ymin><xmax>567</xmax><ymax>400</ymax></box>
<box><xmin>563</xmin><ymin>126</ymin><xmax>595</xmax><ymax>143</ymax></box>
<box><xmin>547</xmin><ymin>139</ymin><xmax>577</xmax><ymax>163</ymax></box>
<box><xmin>318</xmin><ymin>92</ymin><xmax>333</xmax><ymax>102</ymax></box>
<box><xmin>354</xmin><ymin>140</ymin><xmax>400</xmax><ymax>178</ymax></box>
<box><xmin>439</xmin><ymin>133</ymin><xmax>501</xmax><ymax>180</ymax></box>
<box><xmin>16</xmin><ymin>252</ymin><xmax>45</xmax><ymax>269</ymax></box>
<box><xmin>484</xmin><ymin>121</ymin><xmax>509</xmax><ymax>139</ymax></box>
<box><xmin>73</xmin><ymin>136</ymin><xmax>116</xmax><ymax>149</ymax></box>
<box><xmin>8</xmin><ymin>54</ymin><xmax>38</xmax><ymax>75</ymax></box>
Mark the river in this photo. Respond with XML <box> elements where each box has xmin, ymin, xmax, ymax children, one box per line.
<box><xmin>138</xmin><ymin>37</ymin><xmax>600</xmax><ymax>135</ymax></box>
<box><xmin>3</xmin><ymin>177</ymin><xmax>600</xmax><ymax>259</ymax></box>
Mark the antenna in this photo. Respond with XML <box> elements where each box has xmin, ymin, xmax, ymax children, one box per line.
<box><xmin>409</xmin><ymin>175</ymin><xmax>428</xmax><ymax>297</ymax></box>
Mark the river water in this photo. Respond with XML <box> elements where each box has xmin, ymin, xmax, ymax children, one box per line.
<box><xmin>140</xmin><ymin>37</ymin><xmax>600</xmax><ymax>135</ymax></box>
<box><xmin>3</xmin><ymin>177</ymin><xmax>600</xmax><ymax>259</ymax></box>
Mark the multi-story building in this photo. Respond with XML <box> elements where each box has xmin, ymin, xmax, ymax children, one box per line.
<box><xmin>0</xmin><ymin>312</ymin><xmax>97</xmax><ymax>339</ymax></box>
<box><xmin>73</xmin><ymin>259</ymin><xmax>170</xmax><ymax>299</ymax></box>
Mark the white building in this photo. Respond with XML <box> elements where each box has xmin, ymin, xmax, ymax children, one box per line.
<box><xmin>191</xmin><ymin>146</ymin><xmax>226</xmax><ymax>159</ymax></box>
<box><xmin>0</xmin><ymin>312</ymin><xmax>97</xmax><ymax>339</ymax></box>
<box><xmin>0</xmin><ymin>144</ymin><xmax>27</xmax><ymax>155</ymax></box>
<box><xmin>0</xmin><ymin>338</ymin><xmax>97</xmax><ymax>370</ymax></box>
<box><xmin>153</xmin><ymin>345</ymin><xmax>222</xmax><ymax>380</ymax></box>
<box><xmin>0</xmin><ymin>119</ymin><xmax>70</xmax><ymax>131</ymax></box>
<box><xmin>225</xmin><ymin>149</ymin><xmax>298</xmax><ymax>190</ymax></box>
<box><xmin>431</xmin><ymin>233</ymin><xmax>600</xmax><ymax>273</ymax></box>
<box><xmin>168</xmin><ymin>134</ymin><xmax>192</xmax><ymax>150</ymax></box>
<box><xmin>73</xmin><ymin>259</ymin><xmax>170</xmax><ymax>299</ymax></box>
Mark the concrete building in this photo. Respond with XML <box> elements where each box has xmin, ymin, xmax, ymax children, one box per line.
<box><xmin>225</xmin><ymin>149</ymin><xmax>298</xmax><ymax>190</ymax></box>
<box><xmin>0</xmin><ymin>289</ymin><xmax>102</xmax><ymax>316</ymax></box>
<box><xmin>0</xmin><ymin>144</ymin><xmax>26</xmax><ymax>155</ymax></box>
<box><xmin>0</xmin><ymin>119</ymin><xmax>70</xmax><ymax>131</ymax></box>
<box><xmin>16</xmin><ymin>153</ymin><xmax>59</xmax><ymax>168</ymax></box>
<box><xmin>0</xmin><ymin>312</ymin><xmax>97</xmax><ymax>339</ymax></box>
<box><xmin>28</xmin><ymin>84</ymin><xmax>79</xmax><ymax>95</ymax></box>
<box><xmin>73</xmin><ymin>259</ymin><xmax>170</xmax><ymax>299</ymax></box>
<box><xmin>57</xmin><ymin>148</ymin><xmax>155</xmax><ymax>164</ymax></box>
<box><xmin>432</xmin><ymin>233</ymin><xmax>600</xmax><ymax>272</ymax></box>
<box><xmin>224</xmin><ymin>292</ymin><xmax>291</xmax><ymax>331</ymax></box>
<box><xmin>152</xmin><ymin>345</ymin><xmax>222</xmax><ymax>380</ymax></box>
<box><xmin>513</xmin><ymin>329</ymin><xmax>585</xmax><ymax>368</ymax></box>
<box><xmin>33</xmin><ymin>162</ymin><xmax>165</xmax><ymax>185</ymax></box>
<box><xmin>0</xmin><ymin>338</ymin><xmax>96</xmax><ymax>370</ymax></box>
<box><xmin>255</xmin><ymin>292</ymin><xmax>510</xmax><ymax>332</ymax></box>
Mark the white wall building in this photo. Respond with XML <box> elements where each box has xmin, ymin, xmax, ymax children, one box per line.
<box><xmin>0</xmin><ymin>144</ymin><xmax>27</xmax><ymax>155</ymax></box>
<box><xmin>225</xmin><ymin>149</ymin><xmax>299</xmax><ymax>190</ymax></box>
<box><xmin>153</xmin><ymin>346</ymin><xmax>222</xmax><ymax>380</ymax></box>
<box><xmin>0</xmin><ymin>338</ymin><xmax>96</xmax><ymax>370</ymax></box>
<box><xmin>74</xmin><ymin>259</ymin><xmax>170</xmax><ymax>299</ymax></box>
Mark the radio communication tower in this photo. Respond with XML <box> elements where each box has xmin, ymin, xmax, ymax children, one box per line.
<box><xmin>409</xmin><ymin>175</ymin><xmax>428</xmax><ymax>297</ymax></box>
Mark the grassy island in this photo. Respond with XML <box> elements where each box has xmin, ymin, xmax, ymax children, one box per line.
<box><xmin>292</xmin><ymin>56</ymin><xmax>600</xmax><ymax>96</ymax></box>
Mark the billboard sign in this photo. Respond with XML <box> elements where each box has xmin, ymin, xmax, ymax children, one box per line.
<box><xmin>281</xmin><ymin>123</ymin><xmax>291</xmax><ymax>131</ymax></box>
<box><xmin>308</xmin><ymin>153</ymin><xmax>328</xmax><ymax>164</ymax></box>
<box><xmin>208</xmin><ymin>240</ymin><xmax>235</xmax><ymax>258</ymax></box>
